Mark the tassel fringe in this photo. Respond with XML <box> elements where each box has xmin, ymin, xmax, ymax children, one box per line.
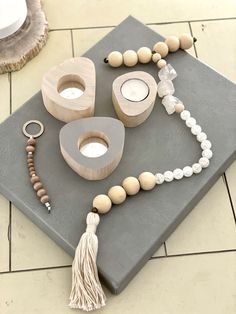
<box><xmin>69</xmin><ymin>212</ymin><xmax>106</xmax><ymax>311</ymax></box>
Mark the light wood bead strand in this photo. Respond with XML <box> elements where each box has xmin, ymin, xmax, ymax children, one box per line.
<box><xmin>26</xmin><ymin>137</ymin><xmax>51</xmax><ymax>212</ymax></box>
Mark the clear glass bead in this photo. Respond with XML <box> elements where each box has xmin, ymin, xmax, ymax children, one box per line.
<box><xmin>162</xmin><ymin>95</ymin><xmax>182</xmax><ymax>115</ymax></box>
<box><xmin>157</xmin><ymin>80</ymin><xmax>175</xmax><ymax>98</ymax></box>
<box><xmin>191</xmin><ymin>124</ymin><xmax>202</xmax><ymax>135</ymax></box>
<box><xmin>158</xmin><ymin>64</ymin><xmax>177</xmax><ymax>81</ymax></box>
<box><xmin>201</xmin><ymin>140</ymin><xmax>212</xmax><ymax>150</ymax></box>
<box><xmin>196</xmin><ymin>132</ymin><xmax>207</xmax><ymax>142</ymax></box>
<box><xmin>180</xmin><ymin>110</ymin><xmax>191</xmax><ymax>120</ymax></box>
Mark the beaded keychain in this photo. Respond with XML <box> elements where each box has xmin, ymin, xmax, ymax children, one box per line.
<box><xmin>22</xmin><ymin>120</ymin><xmax>51</xmax><ymax>213</ymax></box>
<box><xmin>69</xmin><ymin>34</ymin><xmax>213</xmax><ymax>312</ymax></box>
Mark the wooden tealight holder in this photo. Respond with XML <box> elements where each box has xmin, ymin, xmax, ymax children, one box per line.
<box><xmin>42</xmin><ymin>57</ymin><xmax>96</xmax><ymax>123</ymax></box>
<box><xmin>112</xmin><ymin>71</ymin><xmax>157</xmax><ymax>127</ymax></box>
<box><xmin>59</xmin><ymin>117</ymin><xmax>125</xmax><ymax>180</ymax></box>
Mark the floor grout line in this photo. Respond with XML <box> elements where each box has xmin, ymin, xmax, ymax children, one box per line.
<box><xmin>188</xmin><ymin>22</ymin><xmax>198</xmax><ymax>58</ymax></box>
<box><xmin>70</xmin><ymin>29</ymin><xmax>75</xmax><ymax>57</ymax></box>
<box><xmin>0</xmin><ymin>264</ymin><xmax>72</xmax><ymax>276</ymax></box>
<box><xmin>7</xmin><ymin>202</ymin><xmax>12</xmax><ymax>272</ymax></box>
<box><xmin>223</xmin><ymin>173</ymin><xmax>236</xmax><ymax>225</ymax></box>
<box><xmin>48</xmin><ymin>16</ymin><xmax>236</xmax><ymax>32</ymax></box>
<box><xmin>150</xmin><ymin>248</ymin><xmax>236</xmax><ymax>260</ymax></box>
<box><xmin>163</xmin><ymin>242</ymin><xmax>168</xmax><ymax>256</ymax></box>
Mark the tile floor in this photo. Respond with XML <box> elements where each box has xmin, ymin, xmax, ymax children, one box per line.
<box><xmin>0</xmin><ymin>1</ymin><xmax>236</xmax><ymax>313</ymax></box>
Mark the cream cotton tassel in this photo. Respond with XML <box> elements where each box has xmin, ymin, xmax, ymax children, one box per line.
<box><xmin>69</xmin><ymin>212</ymin><xmax>106</xmax><ymax>311</ymax></box>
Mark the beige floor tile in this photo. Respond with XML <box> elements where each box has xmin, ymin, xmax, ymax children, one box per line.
<box><xmin>226</xmin><ymin>160</ymin><xmax>236</xmax><ymax>216</ymax></box>
<box><xmin>1</xmin><ymin>252</ymin><xmax>235</xmax><ymax>314</ymax></box>
<box><xmin>191</xmin><ymin>19</ymin><xmax>236</xmax><ymax>82</ymax></box>
<box><xmin>0</xmin><ymin>74</ymin><xmax>10</xmax><ymax>123</ymax></box>
<box><xmin>11</xmin><ymin>30</ymin><xmax>73</xmax><ymax>112</ymax></box>
<box><xmin>44</xmin><ymin>0</ymin><xmax>236</xmax><ymax>29</ymax></box>
<box><xmin>150</xmin><ymin>23</ymin><xmax>195</xmax><ymax>56</ymax></box>
<box><xmin>0</xmin><ymin>195</ymin><xmax>9</xmax><ymax>272</ymax></box>
<box><xmin>166</xmin><ymin>178</ymin><xmax>236</xmax><ymax>255</ymax></box>
<box><xmin>73</xmin><ymin>27</ymin><xmax>113</xmax><ymax>57</ymax></box>
<box><xmin>11</xmin><ymin>206</ymin><xmax>72</xmax><ymax>271</ymax></box>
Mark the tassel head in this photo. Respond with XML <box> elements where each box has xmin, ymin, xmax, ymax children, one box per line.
<box><xmin>69</xmin><ymin>212</ymin><xmax>106</xmax><ymax>311</ymax></box>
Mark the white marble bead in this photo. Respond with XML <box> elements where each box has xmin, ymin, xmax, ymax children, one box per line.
<box><xmin>157</xmin><ymin>80</ymin><xmax>175</xmax><ymax>98</ymax></box>
<box><xmin>173</xmin><ymin>168</ymin><xmax>184</xmax><ymax>180</ymax></box>
<box><xmin>180</xmin><ymin>110</ymin><xmax>191</xmax><ymax>120</ymax></box>
<box><xmin>192</xmin><ymin>163</ymin><xmax>202</xmax><ymax>174</ymax></box>
<box><xmin>202</xmin><ymin>149</ymin><xmax>213</xmax><ymax>159</ymax></box>
<box><xmin>196</xmin><ymin>132</ymin><xmax>207</xmax><ymax>142</ymax></box>
<box><xmin>201</xmin><ymin>140</ymin><xmax>212</xmax><ymax>150</ymax></box>
<box><xmin>164</xmin><ymin>170</ymin><xmax>174</xmax><ymax>182</ymax></box>
<box><xmin>199</xmin><ymin>157</ymin><xmax>210</xmax><ymax>168</ymax></box>
<box><xmin>191</xmin><ymin>124</ymin><xmax>202</xmax><ymax>135</ymax></box>
<box><xmin>185</xmin><ymin>117</ymin><xmax>196</xmax><ymax>128</ymax></box>
<box><xmin>183</xmin><ymin>166</ymin><xmax>193</xmax><ymax>177</ymax></box>
<box><xmin>155</xmin><ymin>173</ymin><xmax>165</xmax><ymax>184</ymax></box>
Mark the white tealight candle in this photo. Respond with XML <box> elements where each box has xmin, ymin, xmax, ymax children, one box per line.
<box><xmin>121</xmin><ymin>79</ymin><xmax>149</xmax><ymax>102</ymax></box>
<box><xmin>0</xmin><ymin>0</ymin><xmax>27</xmax><ymax>39</ymax></box>
<box><xmin>80</xmin><ymin>138</ymin><xmax>108</xmax><ymax>158</ymax></box>
<box><xmin>60</xmin><ymin>87</ymin><xmax>84</xmax><ymax>100</ymax></box>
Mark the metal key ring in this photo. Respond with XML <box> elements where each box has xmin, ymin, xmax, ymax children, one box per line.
<box><xmin>22</xmin><ymin>120</ymin><xmax>44</xmax><ymax>138</ymax></box>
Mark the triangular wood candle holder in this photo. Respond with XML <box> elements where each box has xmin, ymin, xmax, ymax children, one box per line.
<box><xmin>59</xmin><ymin>117</ymin><xmax>125</xmax><ymax>180</ymax></box>
<box><xmin>42</xmin><ymin>57</ymin><xmax>96</xmax><ymax>123</ymax></box>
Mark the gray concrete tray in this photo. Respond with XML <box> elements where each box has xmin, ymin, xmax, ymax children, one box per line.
<box><xmin>0</xmin><ymin>16</ymin><xmax>235</xmax><ymax>294</ymax></box>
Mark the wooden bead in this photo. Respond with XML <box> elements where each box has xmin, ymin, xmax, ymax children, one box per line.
<box><xmin>157</xmin><ymin>59</ymin><xmax>167</xmax><ymax>69</ymax></box>
<box><xmin>30</xmin><ymin>171</ymin><xmax>36</xmax><ymax>176</ymax></box>
<box><xmin>93</xmin><ymin>194</ymin><xmax>112</xmax><ymax>214</ymax></box>
<box><xmin>152</xmin><ymin>52</ymin><xmax>161</xmax><ymax>63</ymax></box>
<box><xmin>33</xmin><ymin>182</ymin><xmax>43</xmax><ymax>191</ymax></box>
<box><xmin>31</xmin><ymin>175</ymin><xmax>40</xmax><ymax>184</ymax></box>
<box><xmin>137</xmin><ymin>47</ymin><xmax>152</xmax><ymax>63</ymax></box>
<box><xmin>179</xmin><ymin>33</ymin><xmax>193</xmax><ymax>50</ymax></box>
<box><xmin>123</xmin><ymin>50</ymin><xmax>138</xmax><ymax>67</ymax></box>
<box><xmin>27</xmin><ymin>163</ymin><xmax>34</xmax><ymax>168</ymax></box>
<box><xmin>122</xmin><ymin>176</ymin><xmax>140</xmax><ymax>196</ymax></box>
<box><xmin>153</xmin><ymin>42</ymin><xmax>168</xmax><ymax>58</ymax></box>
<box><xmin>27</xmin><ymin>158</ymin><xmax>34</xmax><ymax>163</ymax></box>
<box><xmin>165</xmin><ymin>36</ymin><xmax>180</xmax><ymax>52</ymax></box>
<box><xmin>40</xmin><ymin>195</ymin><xmax>50</xmax><ymax>204</ymax></box>
<box><xmin>108</xmin><ymin>185</ymin><xmax>126</xmax><ymax>205</ymax></box>
<box><xmin>27</xmin><ymin>138</ymin><xmax>36</xmax><ymax>146</ymax></box>
<box><xmin>37</xmin><ymin>189</ymin><xmax>46</xmax><ymax>197</ymax></box>
<box><xmin>107</xmin><ymin>51</ymin><xmax>123</xmax><ymax>67</ymax></box>
<box><xmin>175</xmin><ymin>102</ymin><xmax>185</xmax><ymax>113</ymax></box>
<box><xmin>28</xmin><ymin>166</ymin><xmax>35</xmax><ymax>172</ymax></box>
<box><xmin>138</xmin><ymin>172</ymin><xmax>156</xmax><ymax>190</ymax></box>
<box><xmin>26</xmin><ymin>145</ymin><xmax>35</xmax><ymax>153</ymax></box>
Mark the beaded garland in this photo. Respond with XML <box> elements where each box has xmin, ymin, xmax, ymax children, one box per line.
<box><xmin>69</xmin><ymin>34</ymin><xmax>213</xmax><ymax>312</ymax></box>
